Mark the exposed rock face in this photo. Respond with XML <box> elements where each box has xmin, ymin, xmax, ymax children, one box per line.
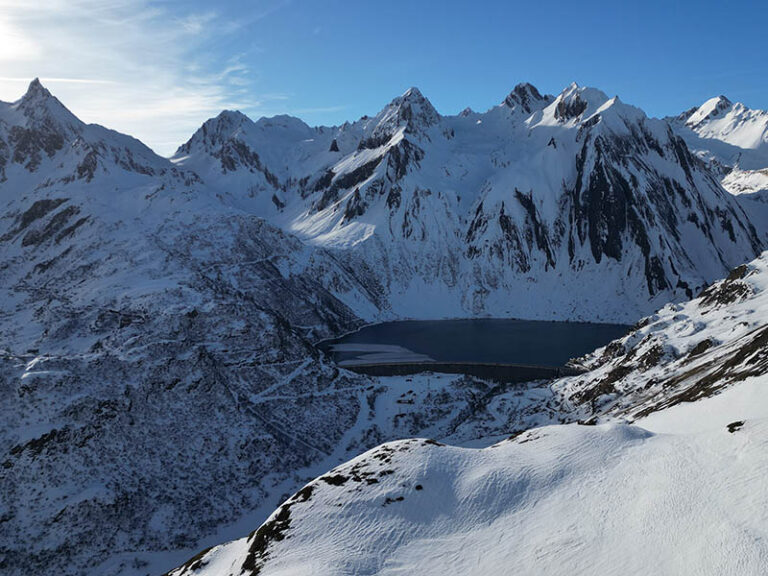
<box><xmin>167</xmin><ymin>250</ymin><xmax>768</xmax><ymax>576</ymax></box>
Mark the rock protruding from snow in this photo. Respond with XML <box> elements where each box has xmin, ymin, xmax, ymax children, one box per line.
<box><xmin>168</xmin><ymin>377</ymin><xmax>768</xmax><ymax>576</ymax></box>
<box><xmin>502</xmin><ymin>82</ymin><xmax>552</xmax><ymax>114</ymax></box>
<box><xmin>556</xmin><ymin>251</ymin><xmax>768</xmax><ymax>420</ymax></box>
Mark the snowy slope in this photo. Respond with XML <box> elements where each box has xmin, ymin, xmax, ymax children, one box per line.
<box><xmin>555</xmin><ymin>254</ymin><xmax>768</xmax><ymax>421</ymax></box>
<box><xmin>175</xmin><ymin>83</ymin><xmax>762</xmax><ymax>321</ymax></box>
<box><xmin>168</xmin><ymin>254</ymin><xmax>768</xmax><ymax>576</ymax></box>
<box><xmin>0</xmin><ymin>81</ymin><xmax>394</xmax><ymax>576</ymax></box>
<box><xmin>168</xmin><ymin>400</ymin><xmax>768</xmax><ymax>576</ymax></box>
<box><xmin>0</xmin><ymin>81</ymin><xmax>573</xmax><ymax>576</ymax></box>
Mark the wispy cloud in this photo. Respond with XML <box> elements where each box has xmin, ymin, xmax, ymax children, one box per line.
<box><xmin>0</xmin><ymin>0</ymin><xmax>280</xmax><ymax>155</ymax></box>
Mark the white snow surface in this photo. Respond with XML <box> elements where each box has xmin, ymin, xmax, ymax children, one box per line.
<box><xmin>671</xmin><ymin>96</ymin><xmax>768</xmax><ymax>171</ymax></box>
<box><xmin>169</xmin><ymin>376</ymin><xmax>768</xmax><ymax>576</ymax></box>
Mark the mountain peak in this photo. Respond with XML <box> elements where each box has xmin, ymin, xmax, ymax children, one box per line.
<box><xmin>551</xmin><ymin>83</ymin><xmax>610</xmax><ymax>122</ymax></box>
<box><xmin>503</xmin><ymin>82</ymin><xmax>549</xmax><ymax>114</ymax></box>
<box><xmin>374</xmin><ymin>86</ymin><xmax>440</xmax><ymax>135</ymax></box>
<box><xmin>402</xmin><ymin>86</ymin><xmax>425</xmax><ymax>100</ymax></box>
<box><xmin>24</xmin><ymin>77</ymin><xmax>51</xmax><ymax>100</ymax></box>
<box><xmin>11</xmin><ymin>77</ymin><xmax>83</xmax><ymax>131</ymax></box>
<box><xmin>716</xmin><ymin>94</ymin><xmax>733</xmax><ymax>106</ymax></box>
<box><xmin>212</xmin><ymin>109</ymin><xmax>251</xmax><ymax>129</ymax></box>
<box><xmin>685</xmin><ymin>95</ymin><xmax>735</xmax><ymax>127</ymax></box>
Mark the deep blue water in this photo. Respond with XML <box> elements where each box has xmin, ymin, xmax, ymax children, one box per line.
<box><xmin>320</xmin><ymin>318</ymin><xmax>630</xmax><ymax>367</ymax></box>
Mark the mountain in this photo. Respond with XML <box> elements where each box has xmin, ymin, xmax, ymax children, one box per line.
<box><xmin>175</xmin><ymin>83</ymin><xmax>762</xmax><ymax>321</ymax></box>
<box><xmin>0</xmin><ymin>81</ymin><xmax>572</xmax><ymax>576</ymax></box>
<box><xmin>168</xmin><ymin>251</ymin><xmax>768</xmax><ymax>576</ymax></box>
<box><xmin>669</xmin><ymin>96</ymin><xmax>768</xmax><ymax>240</ymax></box>
<box><xmin>1</xmin><ymin>79</ymin><xmax>766</xmax><ymax>576</ymax></box>
<box><xmin>0</xmin><ymin>81</ymin><xmax>393</xmax><ymax>576</ymax></box>
<box><xmin>671</xmin><ymin>95</ymin><xmax>768</xmax><ymax>173</ymax></box>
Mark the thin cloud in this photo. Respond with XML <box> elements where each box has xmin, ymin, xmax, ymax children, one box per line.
<box><xmin>0</xmin><ymin>0</ymin><xmax>279</xmax><ymax>155</ymax></box>
<box><xmin>0</xmin><ymin>77</ymin><xmax>119</xmax><ymax>85</ymax></box>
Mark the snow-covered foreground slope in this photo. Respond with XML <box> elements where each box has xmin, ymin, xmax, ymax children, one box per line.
<box><xmin>175</xmin><ymin>83</ymin><xmax>762</xmax><ymax>321</ymax></box>
<box><xmin>168</xmin><ymin>377</ymin><xmax>768</xmax><ymax>576</ymax></box>
<box><xmin>169</xmin><ymin>251</ymin><xmax>768</xmax><ymax>576</ymax></box>
<box><xmin>0</xmin><ymin>81</ymin><xmax>572</xmax><ymax>576</ymax></box>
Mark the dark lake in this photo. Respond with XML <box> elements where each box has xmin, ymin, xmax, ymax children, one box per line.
<box><xmin>320</xmin><ymin>318</ymin><xmax>630</xmax><ymax>368</ymax></box>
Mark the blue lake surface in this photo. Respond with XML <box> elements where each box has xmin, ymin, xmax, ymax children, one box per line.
<box><xmin>321</xmin><ymin>318</ymin><xmax>630</xmax><ymax>367</ymax></box>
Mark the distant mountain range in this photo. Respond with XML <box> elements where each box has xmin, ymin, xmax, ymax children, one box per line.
<box><xmin>173</xmin><ymin>82</ymin><xmax>763</xmax><ymax>320</ymax></box>
<box><xmin>1</xmin><ymin>79</ymin><xmax>767</xmax><ymax>576</ymax></box>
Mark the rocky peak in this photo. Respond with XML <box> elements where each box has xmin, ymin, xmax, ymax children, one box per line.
<box><xmin>551</xmin><ymin>83</ymin><xmax>611</xmax><ymax>123</ymax></box>
<box><xmin>685</xmin><ymin>95</ymin><xmax>734</xmax><ymax>127</ymax></box>
<box><xmin>21</xmin><ymin>77</ymin><xmax>52</xmax><ymax>102</ymax></box>
<box><xmin>503</xmin><ymin>82</ymin><xmax>550</xmax><ymax>114</ymax></box>
<box><xmin>11</xmin><ymin>78</ymin><xmax>83</xmax><ymax>132</ymax></box>
<box><xmin>373</xmin><ymin>87</ymin><xmax>440</xmax><ymax>137</ymax></box>
<box><xmin>175</xmin><ymin>110</ymin><xmax>252</xmax><ymax>157</ymax></box>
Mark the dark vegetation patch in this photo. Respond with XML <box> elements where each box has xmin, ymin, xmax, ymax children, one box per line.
<box><xmin>687</xmin><ymin>339</ymin><xmax>713</xmax><ymax>359</ymax></box>
<box><xmin>239</xmin><ymin>483</ymin><xmax>314</xmax><ymax>575</ymax></box>
<box><xmin>699</xmin><ymin>265</ymin><xmax>752</xmax><ymax>307</ymax></box>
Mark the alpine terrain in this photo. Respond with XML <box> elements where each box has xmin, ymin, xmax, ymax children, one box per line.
<box><xmin>168</xmin><ymin>251</ymin><xmax>768</xmax><ymax>576</ymax></box>
<box><xmin>0</xmin><ymin>78</ymin><xmax>766</xmax><ymax>576</ymax></box>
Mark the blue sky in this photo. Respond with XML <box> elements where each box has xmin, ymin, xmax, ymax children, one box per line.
<box><xmin>0</xmin><ymin>0</ymin><xmax>766</xmax><ymax>155</ymax></box>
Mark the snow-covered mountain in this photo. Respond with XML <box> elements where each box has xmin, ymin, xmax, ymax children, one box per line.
<box><xmin>671</xmin><ymin>95</ymin><xmax>768</xmax><ymax>173</ymax></box>
<box><xmin>174</xmin><ymin>83</ymin><xmax>762</xmax><ymax>321</ymax></box>
<box><xmin>669</xmin><ymin>96</ymin><xmax>768</xmax><ymax>240</ymax></box>
<box><xmin>168</xmin><ymin>251</ymin><xmax>768</xmax><ymax>576</ymax></box>
<box><xmin>2</xmin><ymin>79</ymin><xmax>767</xmax><ymax>576</ymax></box>
<box><xmin>0</xmin><ymin>81</ymin><xmax>392</xmax><ymax>576</ymax></box>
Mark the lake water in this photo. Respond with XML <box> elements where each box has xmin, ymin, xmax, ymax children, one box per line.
<box><xmin>320</xmin><ymin>318</ymin><xmax>630</xmax><ymax>367</ymax></box>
